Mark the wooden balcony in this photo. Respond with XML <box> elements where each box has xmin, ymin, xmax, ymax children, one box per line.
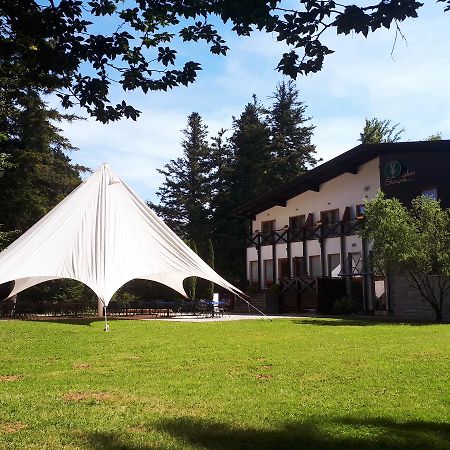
<box><xmin>246</xmin><ymin>217</ymin><xmax>363</xmax><ymax>248</ymax></box>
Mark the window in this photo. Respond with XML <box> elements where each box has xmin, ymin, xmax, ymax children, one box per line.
<box><xmin>320</xmin><ymin>209</ymin><xmax>339</xmax><ymax>224</ymax></box>
<box><xmin>264</xmin><ymin>259</ymin><xmax>274</xmax><ymax>286</ymax></box>
<box><xmin>261</xmin><ymin>220</ymin><xmax>276</xmax><ymax>244</ymax></box>
<box><xmin>421</xmin><ymin>187</ymin><xmax>438</xmax><ymax>200</ymax></box>
<box><xmin>278</xmin><ymin>258</ymin><xmax>290</xmax><ymax>280</ymax></box>
<box><xmin>250</xmin><ymin>261</ymin><xmax>258</xmax><ymax>286</ymax></box>
<box><xmin>293</xmin><ymin>257</ymin><xmax>306</xmax><ymax>277</ymax></box>
<box><xmin>261</xmin><ymin>220</ymin><xmax>276</xmax><ymax>233</ymax></box>
<box><xmin>309</xmin><ymin>255</ymin><xmax>321</xmax><ymax>277</ymax></box>
<box><xmin>328</xmin><ymin>253</ymin><xmax>341</xmax><ymax>277</ymax></box>
<box><xmin>356</xmin><ymin>204</ymin><xmax>365</xmax><ymax>218</ymax></box>
<box><xmin>289</xmin><ymin>215</ymin><xmax>305</xmax><ymax>229</ymax></box>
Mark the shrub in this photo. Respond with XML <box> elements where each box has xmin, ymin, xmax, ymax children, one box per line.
<box><xmin>333</xmin><ymin>297</ymin><xmax>360</xmax><ymax>315</ymax></box>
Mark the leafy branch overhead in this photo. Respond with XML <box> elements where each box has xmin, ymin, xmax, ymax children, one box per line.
<box><xmin>1</xmin><ymin>1</ymin><xmax>429</xmax><ymax>122</ymax></box>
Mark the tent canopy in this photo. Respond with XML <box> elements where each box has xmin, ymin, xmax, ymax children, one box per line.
<box><xmin>0</xmin><ymin>164</ymin><xmax>242</xmax><ymax>305</ymax></box>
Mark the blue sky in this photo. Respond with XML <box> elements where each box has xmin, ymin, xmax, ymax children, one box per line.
<box><xmin>57</xmin><ymin>2</ymin><xmax>450</xmax><ymax>202</ymax></box>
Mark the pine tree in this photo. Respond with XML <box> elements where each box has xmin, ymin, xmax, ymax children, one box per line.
<box><xmin>209</xmin><ymin>97</ymin><xmax>272</xmax><ymax>283</ymax></box>
<box><xmin>184</xmin><ymin>240</ymin><xmax>198</xmax><ymax>300</ymax></box>
<box><xmin>205</xmin><ymin>238</ymin><xmax>215</xmax><ymax>300</ymax></box>
<box><xmin>0</xmin><ymin>88</ymin><xmax>89</xmax><ymax>303</ymax></box>
<box><xmin>229</xmin><ymin>96</ymin><xmax>272</xmax><ymax>204</ymax></box>
<box><xmin>267</xmin><ymin>80</ymin><xmax>318</xmax><ymax>184</ymax></box>
<box><xmin>209</xmin><ymin>128</ymin><xmax>233</xmax><ymax>202</ymax></box>
<box><xmin>359</xmin><ymin>118</ymin><xmax>404</xmax><ymax>144</ymax></box>
<box><xmin>151</xmin><ymin>112</ymin><xmax>212</xmax><ymax>244</ymax></box>
<box><xmin>0</xmin><ymin>89</ymin><xmax>86</xmax><ymax>232</ymax></box>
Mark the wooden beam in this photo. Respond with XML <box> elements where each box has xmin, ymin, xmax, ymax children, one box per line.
<box><xmin>304</xmin><ymin>183</ymin><xmax>320</xmax><ymax>192</ymax></box>
<box><xmin>268</xmin><ymin>198</ymin><xmax>287</xmax><ymax>207</ymax></box>
<box><xmin>339</xmin><ymin>164</ymin><xmax>358</xmax><ymax>174</ymax></box>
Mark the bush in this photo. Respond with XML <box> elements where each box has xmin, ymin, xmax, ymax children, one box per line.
<box><xmin>333</xmin><ymin>297</ymin><xmax>360</xmax><ymax>315</ymax></box>
<box><xmin>268</xmin><ymin>283</ymin><xmax>281</xmax><ymax>294</ymax></box>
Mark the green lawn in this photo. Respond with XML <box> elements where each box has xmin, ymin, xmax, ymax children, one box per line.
<box><xmin>0</xmin><ymin>317</ymin><xmax>449</xmax><ymax>450</ymax></box>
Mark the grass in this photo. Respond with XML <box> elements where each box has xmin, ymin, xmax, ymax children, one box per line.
<box><xmin>0</xmin><ymin>317</ymin><xmax>449</xmax><ymax>449</ymax></box>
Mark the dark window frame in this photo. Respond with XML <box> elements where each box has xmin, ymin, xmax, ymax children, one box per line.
<box><xmin>289</xmin><ymin>214</ymin><xmax>306</xmax><ymax>230</ymax></box>
<box><xmin>356</xmin><ymin>204</ymin><xmax>365</xmax><ymax>218</ymax></box>
<box><xmin>261</xmin><ymin>219</ymin><xmax>276</xmax><ymax>233</ymax></box>
<box><xmin>320</xmin><ymin>208</ymin><xmax>340</xmax><ymax>224</ymax></box>
<box><xmin>292</xmin><ymin>256</ymin><xmax>306</xmax><ymax>277</ymax></box>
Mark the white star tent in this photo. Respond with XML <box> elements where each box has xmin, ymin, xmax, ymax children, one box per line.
<box><xmin>0</xmin><ymin>164</ymin><xmax>243</xmax><ymax>306</ymax></box>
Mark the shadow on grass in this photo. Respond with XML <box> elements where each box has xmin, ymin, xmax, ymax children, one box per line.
<box><xmin>84</xmin><ymin>415</ymin><xmax>450</xmax><ymax>450</ymax></box>
<box><xmin>17</xmin><ymin>317</ymin><xmax>113</xmax><ymax>326</ymax></box>
<box><xmin>291</xmin><ymin>317</ymin><xmax>438</xmax><ymax>327</ymax></box>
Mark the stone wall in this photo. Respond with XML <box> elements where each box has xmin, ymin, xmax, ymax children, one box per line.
<box><xmin>389</xmin><ymin>273</ymin><xmax>450</xmax><ymax>322</ymax></box>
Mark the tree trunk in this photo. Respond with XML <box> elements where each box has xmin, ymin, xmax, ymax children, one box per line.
<box><xmin>97</xmin><ymin>297</ymin><xmax>104</xmax><ymax>318</ymax></box>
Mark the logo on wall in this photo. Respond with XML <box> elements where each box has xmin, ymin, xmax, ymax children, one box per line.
<box><xmin>384</xmin><ymin>160</ymin><xmax>402</xmax><ymax>179</ymax></box>
<box><xmin>384</xmin><ymin>160</ymin><xmax>416</xmax><ymax>186</ymax></box>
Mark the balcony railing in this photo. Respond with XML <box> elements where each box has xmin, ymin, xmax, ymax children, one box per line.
<box><xmin>246</xmin><ymin>218</ymin><xmax>363</xmax><ymax>248</ymax></box>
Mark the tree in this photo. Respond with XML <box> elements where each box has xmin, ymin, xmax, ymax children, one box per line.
<box><xmin>151</xmin><ymin>112</ymin><xmax>212</xmax><ymax>244</ymax></box>
<box><xmin>266</xmin><ymin>80</ymin><xmax>318</xmax><ymax>184</ymax></box>
<box><xmin>425</xmin><ymin>132</ymin><xmax>443</xmax><ymax>141</ymax></box>
<box><xmin>0</xmin><ymin>153</ymin><xmax>16</xmax><ymax>250</ymax></box>
<box><xmin>229</xmin><ymin>96</ymin><xmax>272</xmax><ymax>204</ymax></box>
<box><xmin>0</xmin><ymin>153</ymin><xmax>13</xmax><ymax>176</ymax></box>
<box><xmin>185</xmin><ymin>240</ymin><xmax>198</xmax><ymax>300</ymax></box>
<box><xmin>0</xmin><ymin>1</ymin><xmax>431</xmax><ymax>122</ymax></box>
<box><xmin>205</xmin><ymin>238</ymin><xmax>215</xmax><ymax>301</ymax></box>
<box><xmin>0</xmin><ymin>90</ymin><xmax>85</xmax><ymax>232</ymax></box>
<box><xmin>359</xmin><ymin>118</ymin><xmax>404</xmax><ymax>144</ymax></box>
<box><xmin>207</xmin><ymin>97</ymin><xmax>272</xmax><ymax>283</ymax></box>
<box><xmin>362</xmin><ymin>192</ymin><xmax>450</xmax><ymax>322</ymax></box>
<box><xmin>0</xmin><ymin>87</ymin><xmax>89</xmax><ymax>303</ymax></box>
<box><xmin>208</xmin><ymin>128</ymin><xmax>241</xmax><ymax>281</ymax></box>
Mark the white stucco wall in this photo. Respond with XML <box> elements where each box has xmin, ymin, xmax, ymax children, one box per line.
<box><xmin>246</xmin><ymin>158</ymin><xmax>380</xmax><ymax>283</ymax></box>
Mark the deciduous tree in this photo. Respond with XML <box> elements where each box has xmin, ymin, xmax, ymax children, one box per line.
<box><xmin>362</xmin><ymin>192</ymin><xmax>450</xmax><ymax>322</ymax></box>
<box><xmin>1</xmin><ymin>1</ymin><xmax>430</xmax><ymax>122</ymax></box>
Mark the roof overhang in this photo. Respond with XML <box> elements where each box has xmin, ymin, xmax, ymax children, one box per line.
<box><xmin>233</xmin><ymin>140</ymin><xmax>450</xmax><ymax>218</ymax></box>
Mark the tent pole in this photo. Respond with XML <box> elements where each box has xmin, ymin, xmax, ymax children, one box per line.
<box><xmin>104</xmin><ymin>306</ymin><xmax>110</xmax><ymax>332</ymax></box>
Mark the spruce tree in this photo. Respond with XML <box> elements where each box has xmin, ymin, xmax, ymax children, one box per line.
<box><xmin>152</xmin><ymin>112</ymin><xmax>212</xmax><ymax>244</ymax></box>
<box><xmin>209</xmin><ymin>97</ymin><xmax>272</xmax><ymax>283</ymax></box>
<box><xmin>359</xmin><ymin>118</ymin><xmax>404</xmax><ymax>144</ymax></box>
<box><xmin>0</xmin><ymin>88</ymin><xmax>90</xmax><ymax>304</ymax></box>
<box><xmin>229</xmin><ymin>96</ymin><xmax>272</xmax><ymax>204</ymax></box>
<box><xmin>184</xmin><ymin>240</ymin><xmax>198</xmax><ymax>300</ymax></box>
<box><xmin>205</xmin><ymin>238</ymin><xmax>215</xmax><ymax>300</ymax></box>
<box><xmin>0</xmin><ymin>90</ymin><xmax>85</xmax><ymax>232</ymax></box>
<box><xmin>266</xmin><ymin>80</ymin><xmax>318</xmax><ymax>184</ymax></box>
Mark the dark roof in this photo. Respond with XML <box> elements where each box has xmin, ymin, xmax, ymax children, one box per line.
<box><xmin>234</xmin><ymin>139</ymin><xmax>450</xmax><ymax>218</ymax></box>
